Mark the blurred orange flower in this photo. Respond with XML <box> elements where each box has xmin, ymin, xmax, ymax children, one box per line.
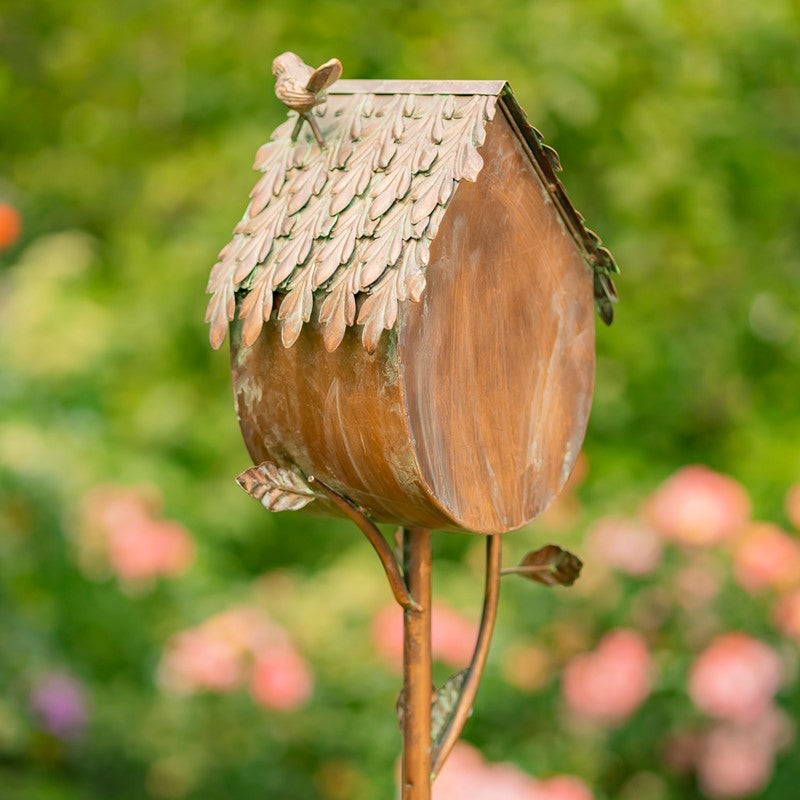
<box><xmin>532</xmin><ymin>776</ymin><xmax>595</xmax><ymax>800</ymax></box>
<box><xmin>160</xmin><ymin>626</ymin><xmax>244</xmax><ymax>693</ymax></box>
<box><xmin>0</xmin><ymin>202</ymin><xmax>21</xmax><ymax>249</ymax></box>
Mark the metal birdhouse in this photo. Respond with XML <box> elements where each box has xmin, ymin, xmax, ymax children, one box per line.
<box><xmin>207</xmin><ymin>55</ymin><xmax>617</xmax><ymax>536</ymax></box>
<box><xmin>205</xmin><ymin>52</ymin><xmax>618</xmax><ymax>800</ymax></box>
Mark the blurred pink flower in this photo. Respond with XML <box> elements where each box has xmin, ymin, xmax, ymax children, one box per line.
<box><xmin>645</xmin><ymin>466</ymin><xmax>750</xmax><ymax>546</ymax></box>
<box><xmin>786</xmin><ymin>484</ymin><xmax>800</xmax><ymax>531</ymax></box>
<box><xmin>80</xmin><ymin>485</ymin><xmax>194</xmax><ymax>584</ymax></box>
<box><xmin>371</xmin><ymin>605</ymin><xmax>403</xmax><ymax>665</ymax></box>
<box><xmin>205</xmin><ymin>604</ymin><xmax>286</xmax><ymax>653</ymax></box>
<box><xmin>562</xmin><ymin>629</ymin><xmax>652</xmax><ymax>726</ymax></box>
<box><xmin>688</xmin><ymin>633</ymin><xmax>783</xmax><ymax>722</ymax></box>
<box><xmin>732</xmin><ymin>523</ymin><xmax>800</xmax><ymax>593</ymax></box>
<box><xmin>434</xmin><ymin>604</ymin><xmax>479</xmax><ymax>666</ymax></box>
<box><xmin>586</xmin><ymin>516</ymin><xmax>662</xmax><ymax>576</ymax></box>
<box><xmin>531</xmin><ymin>776</ymin><xmax>594</xmax><ymax>800</ymax></box>
<box><xmin>696</xmin><ymin>725</ymin><xmax>774</xmax><ymax>798</ymax></box>
<box><xmin>249</xmin><ymin>642</ymin><xmax>313</xmax><ymax>711</ymax></box>
<box><xmin>107</xmin><ymin>518</ymin><xmax>194</xmax><ymax>582</ymax></box>
<box><xmin>372</xmin><ymin>602</ymin><xmax>477</xmax><ymax>669</ymax></box>
<box><xmin>30</xmin><ymin>672</ymin><xmax>88</xmax><ymax>739</ymax></box>
<box><xmin>772</xmin><ymin>589</ymin><xmax>800</xmax><ymax>639</ymax></box>
<box><xmin>432</xmin><ymin>742</ymin><xmax>491</xmax><ymax>800</ymax></box>
<box><xmin>432</xmin><ymin>742</ymin><xmax>593</xmax><ymax>800</ymax></box>
<box><xmin>748</xmin><ymin>704</ymin><xmax>796</xmax><ymax>752</ymax></box>
<box><xmin>159</xmin><ymin>626</ymin><xmax>244</xmax><ymax>693</ymax></box>
<box><xmin>159</xmin><ymin>605</ymin><xmax>313</xmax><ymax>711</ymax></box>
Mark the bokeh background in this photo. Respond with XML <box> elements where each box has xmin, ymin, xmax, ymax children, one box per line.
<box><xmin>1</xmin><ymin>1</ymin><xmax>799</xmax><ymax>798</ymax></box>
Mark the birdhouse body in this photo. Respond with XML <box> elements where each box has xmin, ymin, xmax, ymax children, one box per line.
<box><xmin>212</xmin><ymin>80</ymin><xmax>614</xmax><ymax>534</ymax></box>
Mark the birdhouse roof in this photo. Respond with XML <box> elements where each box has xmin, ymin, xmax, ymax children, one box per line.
<box><xmin>206</xmin><ymin>80</ymin><xmax>617</xmax><ymax>353</ymax></box>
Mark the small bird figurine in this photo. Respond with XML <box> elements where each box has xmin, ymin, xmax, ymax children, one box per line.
<box><xmin>272</xmin><ymin>52</ymin><xmax>343</xmax><ymax>148</ymax></box>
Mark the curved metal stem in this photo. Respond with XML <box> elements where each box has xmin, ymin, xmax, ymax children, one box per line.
<box><xmin>431</xmin><ymin>534</ymin><xmax>502</xmax><ymax>779</ymax></box>
<box><xmin>307</xmin><ymin>476</ymin><xmax>420</xmax><ymax>612</ymax></box>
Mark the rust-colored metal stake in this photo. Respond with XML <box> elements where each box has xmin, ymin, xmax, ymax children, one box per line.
<box><xmin>402</xmin><ymin>527</ymin><xmax>432</xmax><ymax>800</ymax></box>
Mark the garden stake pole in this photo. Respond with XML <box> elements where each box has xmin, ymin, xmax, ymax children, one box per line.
<box><xmin>220</xmin><ymin>50</ymin><xmax>607</xmax><ymax>799</ymax></box>
<box><xmin>402</xmin><ymin>527</ymin><xmax>432</xmax><ymax>800</ymax></box>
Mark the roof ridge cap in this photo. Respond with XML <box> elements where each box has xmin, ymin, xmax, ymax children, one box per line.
<box><xmin>328</xmin><ymin>79</ymin><xmax>508</xmax><ymax>96</ymax></box>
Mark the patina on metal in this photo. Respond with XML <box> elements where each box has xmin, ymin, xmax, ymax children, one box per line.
<box><xmin>208</xmin><ymin>52</ymin><xmax>616</xmax><ymax>799</ymax></box>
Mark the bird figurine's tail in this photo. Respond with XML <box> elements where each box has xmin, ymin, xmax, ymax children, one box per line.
<box><xmin>306</xmin><ymin>58</ymin><xmax>342</xmax><ymax>95</ymax></box>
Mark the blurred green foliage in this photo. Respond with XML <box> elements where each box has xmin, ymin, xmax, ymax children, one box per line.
<box><xmin>1</xmin><ymin>0</ymin><xmax>799</xmax><ymax>798</ymax></box>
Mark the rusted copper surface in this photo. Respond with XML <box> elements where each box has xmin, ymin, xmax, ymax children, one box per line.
<box><xmin>432</xmin><ymin>534</ymin><xmax>501</xmax><ymax>778</ymax></box>
<box><xmin>397</xmin><ymin>109</ymin><xmax>595</xmax><ymax>530</ymax></box>
<box><xmin>402</xmin><ymin>528</ymin><xmax>432</xmax><ymax>800</ymax></box>
<box><xmin>231</xmin><ymin>317</ymin><xmax>457</xmax><ymax>530</ymax></box>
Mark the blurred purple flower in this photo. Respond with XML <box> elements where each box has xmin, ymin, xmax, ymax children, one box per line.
<box><xmin>30</xmin><ymin>672</ymin><xmax>88</xmax><ymax>739</ymax></box>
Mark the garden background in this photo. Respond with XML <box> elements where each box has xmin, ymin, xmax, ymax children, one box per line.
<box><xmin>1</xmin><ymin>1</ymin><xmax>799</xmax><ymax>798</ymax></box>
